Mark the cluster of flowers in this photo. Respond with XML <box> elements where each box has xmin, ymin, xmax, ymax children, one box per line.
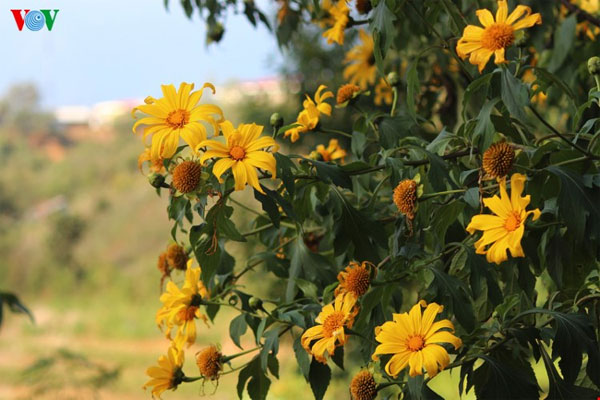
<box><xmin>133</xmin><ymin>0</ymin><xmax>550</xmax><ymax>398</ymax></box>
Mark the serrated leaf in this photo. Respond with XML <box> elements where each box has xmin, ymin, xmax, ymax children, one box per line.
<box><xmin>500</xmin><ymin>68</ymin><xmax>529</xmax><ymax>122</ymax></box>
<box><xmin>230</xmin><ymin>314</ymin><xmax>248</xmax><ymax>349</ymax></box>
<box><xmin>472</xmin><ymin>354</ymin><xmax>540</xmax><ymax>400</ymax></box>
<box><xmin>308</xmin><ymin>357</ymin><xmax>331</xmax><ymax>400</ymax></box>
<box><xmin>293</xmin><ymin>336</ymin><xmax>310</xmax><ymax>380</ymax></box>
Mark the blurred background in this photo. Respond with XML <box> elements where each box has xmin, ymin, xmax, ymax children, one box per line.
<box><xmin>0</xmin><ymin>0</ymin><xmax>359</xmax><ymax>399</ymax></box>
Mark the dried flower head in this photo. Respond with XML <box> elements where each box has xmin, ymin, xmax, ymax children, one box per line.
<box><xmin>166</xmin><ymin>244</ymin><xmax>188</xmax><ymax>271</ymax></box>
<box><xmin>350</xmin><ymin>370</ymin><xmax>377</xmax><ymax>400</ymax></box>
<box><xmin>482</xmin><ymin>142</ymin><xmax>515</xmax><ymax>179</ymax></box>
<box><xmin>196</xmin><ymin>345</ymin><xmax>223</xmax><ymax>380</ymax></box>
<box><xmin>393</xmin><ymin>179</ymin><xmax>418</xmax><ymax>219</ymax></box>
<box><xmin>337</xmin><ymin>83</ymin><xmax>361</xmax><ymax>105</ymax></box>
<box><xmin>172</xmin><ymin>160</ymin><xmax>202</xmax><ymax>193</ymax></box>
<box><xmin>336</xmin><ymin>261</ymin><xmax>374</xmax><ymax>298</ymax></box>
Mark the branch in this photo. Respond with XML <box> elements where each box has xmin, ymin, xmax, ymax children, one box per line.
<box><xmin>560</xmin><ymin>0</ymin><xmax>600</xmax><ymax>28</ymax></box>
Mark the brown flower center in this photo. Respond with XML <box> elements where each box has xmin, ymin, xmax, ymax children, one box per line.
<box><xmin>229</xmin><ymin>145</ymin><xmax>246</xmax><ymax>161</ymax></box>
<box><xmin>179</xmin><ymin>305</ymin><xmax>198</xmax><ymax>321</ymax></box>
<box><xmin>407</xmin><ymin>335</ymin><xmax>425</xmax><ymax>352</ymax></box>
<box><xmin>323</xmin><ymin>311</ymin><xmax>345</xmax><ymax>338</ymax></box>
<box><xmin>393</xmin><ymin>179</ymin><xmax>418</xmax><ymax>218</ymax></box>
<box><xmin>482</xmin><ymin>23</ymin><xmax>515</xmax><ymax>51</ymax></box>
<box><xmin>166</xmin><ymin>109</ymin><xmax>190</xmax><ymax>129</ymax></box>
<box><xmin>483</xmin><ymin>142</ymin><xmax>515</xmax><ymax>178</ymax></box>
<box><xmin>196</xmin><ymin>345</ymin><xmax>222</xmax><ymax>380</ymax></box>
<box><xmin>166</xmin><ymin>244</ymin><xmax>188</xmax><ymax>270</ymax></box>
<box><xmin>336</xmin><ymin>83</ymin><xmax>361</xmax><ymax>104</ymax></box>
<box><xmin>172</xmin><ymin>161</ymin><xmax>202</xmax><ymax>193</ymax></box>
<box><xmin>504</xmin><ymin>211</ymin><xmax>522</xmax><ymax>232</ymax></box>
<box><xmin>344</xmin><ymin>267</ymin><xmax>371</xmax><ymax>297</ymax></box>
<box><xmin>350</xmin><ymin>370</ymin><xmax>377</xmax><ymax>400</ymax></box>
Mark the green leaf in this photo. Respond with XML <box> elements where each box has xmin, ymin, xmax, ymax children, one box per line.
<box><xmin>0</xmin><ymin>292</ymin><xmax>34</xmax><ymax>326</ymax></box>
<box><xmin>370</xmin><ymin>0</ymin><xmax>396</xmax><ymax>65</ymax></box>
<box><xmin>230</xmin><ymin>314</ymin><xmax>248</xmax><ymax>349</ymax></box>
<box><xmin>260</xmin><ymin>329</ymin><xmax>280</xmax><ymax>372</ymax></box>
<box><xmin>267</xmin><ymin>354</ymin><xmax>279</xmax><ymax>379</ymax></box>
<box><xmin>308</xmin><ymin>357</ymin><xmax>331</xmax><ymax>400</ymax></box>
<box><xmin>539</xmin><ymin>343</ymin><xmax>600</xmax><ymax>400</ymax></box>
<box><xmin>378</xmin><ymin>116</ymin><xmax>415</xmax><ymax>149</ymax></box>
<box><xmin>247</xmin><ymin>369</ymin><xmax>271</xmax><ymax>400</ymax></box>
<box><xmin>274</xmin><ymin>153</ymin><xmax>296</xmax><ymax>195</ymax></box>
<box><xmin>472</xmin><ymin>354</ymin><xmax>540</xmax><ymax>400</ymax></box>
<box><xmin>500</xmin><ymin>68</ymin><xmax>529</xmax><ymax>122</ymax></box>
<box><xmin>426</xmin><ymin>266</ymin><xmax>475</xmax><ymax>332</ymax></box>
<box><xmin>473</xmin><ymin>98</ymin><xmax>501</xmax><ymax>150</ymax></box>
<box><xmin>293</xmin><ymin>336</ymin><xmax>310</xmax><ymax>380</ymax></box>
<box><xmin>546</xmin><ymin>15</ymin><xmax>576</xmax><ymax>72</ymax></box>
<box><xmin>302</xmin><ymin>157</ymin><xmax>352</xmax><ymax>189</ymax></box>
<box><xmin>254</xmin><ymin>189</ymin><xmax>281</xmax><ymax>228</ymax></box>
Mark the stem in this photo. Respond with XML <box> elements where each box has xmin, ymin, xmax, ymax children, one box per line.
<box><xmin>390</xmin><ymin>87</ymin><xmax>399</xmax><ymax>117</ymax></box>
<box><xmin>560</xmin><ymin>0</ymin><xmax>600</xmax><ymax>28</ymax></box>
<box><xmin>319</xmin><ymin>127</ymin><xmax>354</xmax><ymax>139</ymax></box>
<box><xmin>221</xmin><ymin>346</ymin><xmax>261</xmax><ymax>363</ymax></box>
<box><xmin>242</xmin><ymin>223</ymin><xmax>274</xmax><ymax>237</ymax></box>
<box><xmin>529</xmin><ymin>105</ymin><xmax>600</xmax><ymax>160</ymax></box>
<box><xmin>552</xmin><ymin>156</ymin><xmax>589</xmax><ymax>167</ymax></box>
<box><xmin>419</xmin><ymin>188</ymin><xmax>466</xmax><ymax>201</ymax></box>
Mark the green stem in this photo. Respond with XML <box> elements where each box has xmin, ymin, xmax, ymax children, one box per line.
<box><xmin>319</xmin><ymin>128</ymin><xmax>353</xmax><ymax>139</ymax></box>
<box><xmin>552</xmin><ymin>156</ymin><xmax>589</xmax><ymax>167</ymax></box>
<box><xmin>419</xmin><ymin>188</ymin><xmax>466</xmax><ymax>201</ymax></box>
<box><xmin>242</xmin><ymin>223</ymin><xmax>274</xmax><ymax>237</ymax></box>
<box><xmin>221</xmin><ymin>346</ymin><xmax>261</xmax><ymax>363</ymax></box>
<box><xmin>390</xmin><ymin>87</ymin><xmax>399</xmax><ymax>117</ymax></box>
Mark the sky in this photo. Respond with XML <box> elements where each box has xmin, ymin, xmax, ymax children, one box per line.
<box><xmin>1</xmin><ymin>0</ymin><xmax>283</xmax><ymax>107</ymax></box>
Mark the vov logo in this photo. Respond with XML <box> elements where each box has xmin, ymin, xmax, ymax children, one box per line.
<box><xmin>11</xmin><ymin>9</ymin><xmax>59</xmax><ymax>31</ymax></box>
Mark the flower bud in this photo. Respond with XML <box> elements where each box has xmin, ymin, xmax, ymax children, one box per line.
<box><xmin>148</xmin><ymin>173</ymin><xmax>166</xmax><ymax>188</ymax></box>
<box><xmin>589</xmin><ymin>56</ymin><xmax>600</xmax><ymax>76</ymax></box>
<box><xmin>249</xmin><ymin>296</ymin><xmax>263</xmax><ymax>311</ymax></box>
<box><xmin>270</xmin><ymin>113</ymin><xmax>284</xmax><ymax>130</ymax></box>
<box><xmin>386</xmin><ymin>71</ymin><xmax>399</xmax><ymax>86</ymax></box>
<box><xmin>207</xmin><ymin>22</ymin><xmax>224</xmax><ymax>44</ymax></box>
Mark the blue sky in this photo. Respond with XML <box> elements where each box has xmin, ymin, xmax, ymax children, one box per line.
<box><xmin>1</xmin><ymin>0</ymin><xmax>282</xmax><ymax>107</ymax></box>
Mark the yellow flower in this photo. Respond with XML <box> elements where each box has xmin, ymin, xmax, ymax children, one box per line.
<box><xmin>199</xmin><ymin>121</ymin><xmax>278</xmax><ymax>194</ymax></box>
<box><xmin>143</xmin><ymin>346</ymin><xmax>185</xmax><ymax>398</ymax></box>
<box><xmin>579</xmin><ymin>0</ymin><xmax>600</xmax><ymax>14</ymax></box>
<box><xmin>336</xmin><ymin>83</ymin><xmax>361</xmax><ymax>105</ymax></box>
<box><xmin>335</xmin><ymin>261</ymin><xmax>374</xmax><ymax>297</ymax></box>
<box><xmin>343</xmin><ymin>29</ymin><xmax>377</xmax><ymax>90</ymax></box>
<box><xmin>456</xmin><ymin>0</ymin><xmax>542</xmax><ymax>73</ymax></box>
<box><xmin>316</xmin><ymin>139</ymin><xmax>347</xmax><ymax>162</ymax></box>
<box><xmin>374</xmin><ymin>78</ymin><xmax>393</xmax><ymax>106</ymax></box>
<box><xmin>138</xmin><ymin>147</ymin><xmax>165</xmax><ymax>173</ymax></box>
<box><xmin>372</xmin><ymin>301</ymin><xmax>462</xmax><ymax>378</ymax></box>
<box><xmin>132</xmin><ymin>82</ymin><xmax>224</xmax><ymax>162</ymax></box>
<box><xmin>284</xmin><ymin>85</ymin><xmax>333</xmax><ymax>143</ymax></box>
<box><xmin>466</xmin><ymin>173</ymin><xmax>541</xmax><ymax>264</ymax></box>
<box><xmin>301</xmin><ymin>292</ymin><xmax>358</xmax><ymax>363</ymax></box>
<box><xmin>322</xmin><ymin>0</ymin><xmax>350</xmax><ymax>45</ymax></box>
<box><xmin>156</xmin><ymin>260</ymin><xmax>210</xmax><ymax>348</ymax></box>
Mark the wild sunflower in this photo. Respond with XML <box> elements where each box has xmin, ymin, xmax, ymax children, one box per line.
<box><xmin>301</xmin><ymin>292</ymin><xmax>358</xmax><ymax>363</ymax></box>
<box><xmin>199</xmin><ymin>121</ymin><xmax>278</xmax><ymax>194</ymax></box>
<box><xmin>335</xmin><ymin>261</ymin><xmax>374</xmax><ymax>297</ymax></box>
<box><xmin>138</xmin><ymin>147</ymin><xmax>165</xmax><ymax>173</ymax></box>
<box><xmin>315</xmin><ymin>139</ymin><xmax>347</xmax><ymax>162</ymax></box>
<box><xmin>372</xmin><ymin>301</ymin><xmax>462</xmax><ymax>378</ymax></box>
<box><xmin>466</xmin><ymin>173</ymin><xmax>541</xmax><ymax>264</ymax></box>
<box><xmin>456</xmin><ymin>0</ymin><xmax>542</xmax><ymax>73</ymax></box>
<box><xmin>322</xmin><ymin>0</ymin><xmax>350</xmax><ymax>45</ymax></box>
<box><xmin>156</xmin><ymin>260</ymin><xmax>210</xmax><ymax>348</ymax></box>
<box><xmin>143</xmin><ymin>345</ymin><xmax>185</xmax><ymax>398</ymax></box>
<box><xmin>285</xmin><ymin>85</ymin><xmax>333</xmax><ymax>142</ymax></box>
<box><xmin>374</xmin><ymin>79</ymin><xmax>393</xmax><ymax>106</ymax></box>
<box><xmin>132</xmin><ymin>82</ymin><xmax>224</xmax><ymax>162</ymax></box>
<box><xmin>343</xmin><ymin>29</ymin><xmax>377</xmax><ymax>90</ymax></box>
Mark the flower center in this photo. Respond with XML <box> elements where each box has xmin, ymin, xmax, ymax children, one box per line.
<box><xmin>166</xmin><ymin>109</ymin><xmax>190</xmax><ymax>129</ymax></box>
<box><xmin>178</xmin><ymin>305</ymin><xmax>198</xmax><ymax>321</ymax></box>
<box><xmin>482</xmin><ymin>23</ymin><xmax>515</xmax><ymax>51</ymax></box>
<box><xmin>322</xmin><ymin>311</ymin><xmax>345</xmax><ymax>338</ymax></box>
<box><xmin>229</xmin><ymin>146</ymin><xmax>246</xmax><ymax>161</ymax></box>
<box><xmin>345</xmin><ymin>267</ymin><xmax>371</xmax><ymax>297</ymax></box>
<box><xmin>407</xmin><ymin>335</ymin><xmax>425</xmax><ymax>351</ymax></box>
<box><xmin>504</xmin><ymin>211</ymin><xmax>522</xmax><ymax>232</ymax></box>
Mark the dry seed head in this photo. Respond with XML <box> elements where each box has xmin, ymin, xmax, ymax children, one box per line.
<box><xmin>336</xmin><ymin>84</ymin><xmax>361</xmax><ymax>105</ymax></box>
<box><xmin>355</xmin><ymin>0</ymin><xmax>372</xmax><ymax>14</ymax></box>
<box><xmin>482</xmin><ymin>142</ymin><xmax>515</xmax><ymax>179</ymax></box>
<box><xmin>166</xmin><ymin>244</ymin><xmax>188</xmax><ymax>271</ymax></box>
<box><xmin>350</xmin><ymin>370</ymin><xmax>377</xmax><ymax>400</ymax></box>
<box><xmin>172</xmin><ymin>161</ymin><xmax>202</xmax><ymax>193</ymax></box>
<box><xmin>196</xmin><ymin>345</ymin><xmax>222</xmax><ymax>380</ymax></box>
<box><xmin>393</xmin><ymin>179</ymin><xmax>418</xmax><ymax>218</ymax></box>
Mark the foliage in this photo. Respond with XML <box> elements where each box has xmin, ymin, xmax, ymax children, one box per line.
<box><xmin>141</xmin><ymin>0</ymin><xmax>600</xmax><ymax>399</ymax></box>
